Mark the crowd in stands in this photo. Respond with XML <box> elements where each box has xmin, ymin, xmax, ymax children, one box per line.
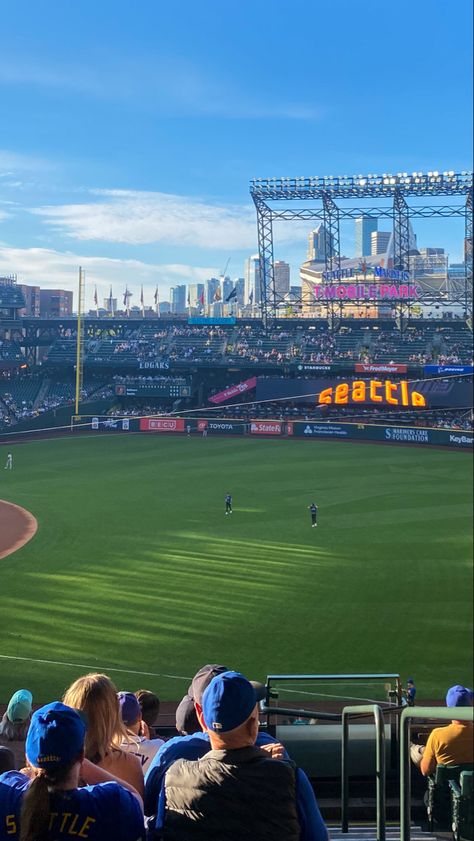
<box><xmin>1</xmin><ymin>669</ymin><xmax>472</xmax><ymax>839</ymax></box>
<box><xmin>0</xmin><ymin>380</ymin><xmax>113</xmax><ymax>431</ymax></box>
<box><xmin>2</xmin><ymin>318</ymin><xmax>473</xmax><ymax>368</ymax></box>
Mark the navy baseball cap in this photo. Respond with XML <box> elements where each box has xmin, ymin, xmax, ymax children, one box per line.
<box><xmin>202</xmin><ymin>671</ymin><xmax>258</xmax><ymax>733</ymax></box>
<box><xmin>189</xmin><ymin>664</ymin><xmax>229</xmax><ymax>704</ymax></box>
<box><xmin>175</xmin><ymin>695</ymin><xmax>200</xmax><ymax>735</ymax></box>
<box><xmin>446</xmin><ymin>685</ymin><xmax>474</xmax><ymax>707</ymax></box>
<box><xmin>26</xmin><ymin>702</ymin><xmax>86</xmax><ymax>770</ymax></box>
<box><xmin>118</xmin><ymin>692</ymin><xmax>141</xmax><ymax>726</ymax></box>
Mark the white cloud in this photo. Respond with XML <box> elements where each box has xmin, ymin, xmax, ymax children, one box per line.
<box><xmin>0</xmin><ymin>55</ymin><xmax>322</xmax><ymax>121</ymax></box>
<box><xmin>0</xmin><ymin>245</ymin><xmax>218</xmax><ymax>305</ymax></box>
<box><xmin>32</xmin><ymin>189</ymin><xmax>258</xmax><ymax>250</ymax></box>
<box><xmin>0</xmin><ymin>149</ymin><xmax>53</xmax><ymax>174</ymax></box>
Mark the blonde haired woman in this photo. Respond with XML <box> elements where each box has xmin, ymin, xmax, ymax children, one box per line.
<box><xmin>63</xmin><ymin>673</ymin><xmax>144</xmax><ymax>796</ymax></box>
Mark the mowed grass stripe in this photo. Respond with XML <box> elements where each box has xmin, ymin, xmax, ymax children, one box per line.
<box><xmin>0</xmin><ymin>435</ymin><xmax>472</xmax><ymax>702</ymax></box>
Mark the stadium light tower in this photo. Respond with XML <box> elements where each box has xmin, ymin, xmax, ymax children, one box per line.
<box><xmin>250</xmin><ymin>170</ymin><xmax>473</xmax><ymax>324</ymax></box>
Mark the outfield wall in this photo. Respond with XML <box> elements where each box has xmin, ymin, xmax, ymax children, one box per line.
<box><xmin>71</xmin><ymin>415</ymin><xmax>473</xmax><ymax>449</ymax></box>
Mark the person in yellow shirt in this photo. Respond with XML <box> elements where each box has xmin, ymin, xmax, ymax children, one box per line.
<box><xmin>420</xmin><ymin>685</ymin><xmax>473</xmax><ymax>776</ymax></box>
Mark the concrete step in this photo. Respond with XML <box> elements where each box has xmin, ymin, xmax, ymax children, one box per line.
<box><xmin>328</xmin><ymin>826</ymin><xmax>437</xmax><ymax>841</ymax></box>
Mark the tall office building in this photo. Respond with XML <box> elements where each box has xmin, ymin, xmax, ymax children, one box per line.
<box><xmin>355</xmin><ymin>216</ymin><xmax>378</xmax><ymax>257</ymax></box>
<box><xmin>39</xmin><ymin>289</ymin><xmax>73</xmax><ymax>317</ymax></box>
<box><xmin>244</xmin><ymin>255</ymin><xmax>261</xmax><ymax>307</ymax></box>
<box><xmin>222</xmin><ymin>276</ymin><xmax>234</xmax><ymax>303</ymax></box>
<box><xmin>188</xmin><ymin>283</ymin><xmax>205</xmax><ymax>309</ymax></box>
<box><xmin>205</xmin><ymin>277</ymin><xmax>220</xmax><ymax>306</ymax></box>
<box><xmin>234</xmin><ymin>277</ymin><xmax>245</xmax><ymax>307</ymax></box>
<box><xmin>371</xmin><ymin>231</ymin><xmax>391</xmax><ymax>255</ymax></box>
<box><xmin>273</xmin><ymin>261</ymin><xmax>290</xmax><ymax>297</ymax></box>
<box><xmin>307</xmin><ymin>224</ymin><xmax>334</xmax><ymax>261</ymax></box>
<box><xmin>170</xmin><ymin>285</ymin><xmax>187</xmax><ymax>314</ymax></box>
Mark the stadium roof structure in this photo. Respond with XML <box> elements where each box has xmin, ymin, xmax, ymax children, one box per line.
<box><xmin>250</xmin><ymin>170</ymin><xmax>473</xmax><ymax>323</ymax></box>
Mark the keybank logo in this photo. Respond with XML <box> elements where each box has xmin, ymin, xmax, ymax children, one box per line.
<box><xmin>449</xmin><ymin>434</ymin><xmax>473</xmax><ymax>445</ymax></box>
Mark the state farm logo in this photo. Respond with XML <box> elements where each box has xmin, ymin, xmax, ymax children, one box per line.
<box><xmin>250</xmin><ymin>421</ymin><xmax>282</xmax><ymax>435</ymax></box>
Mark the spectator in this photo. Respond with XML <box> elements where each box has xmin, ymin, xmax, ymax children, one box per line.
<box><xmin>0</xmin><ymin>747</ymin><xmax>15</xmax><ymax>774</ymax></box>
<box><xmin>0</xmin><ymin>691</ymin><xmax>32</xmax><ymax>742</ymax></box>
<box><xmin>118</xmin><ymin>692</ymin><xmax>165</xmax><ymax>774</ymax></box>
<box><xmin>154</xmin><ymin>671</ymin><xmax>328</xmax><ymax>841</ymax></box>
<box><xmin>420</xmin><ymin>685</ymin><xmax>474</xmax><ymax>776</ymax></box>
<box><xmin>144</xmin><ymin>663</ymin><xmax>278</xmax><ymax>818</ymax></box>
<box><xmin>0</xmin><ymin>701</ymin><xmax>144</xmax><ymax>840</ymax></box>
<box><xmin>403</xmin><ymin>678</ymin><xmax>416</xmax><ymax>707</ymax></box>
<box><xmin>63</xmin><ymin>673</ymin><xmax>144</xmax><ymax>797</ymax></box>
<box><xmin>135</xmin><ymin>689</ymin><xmax>161</xmax><ymax>731</ymax></box>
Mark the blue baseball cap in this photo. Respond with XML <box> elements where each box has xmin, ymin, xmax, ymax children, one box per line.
<box><xmin>26</xmin><ymin>702</ymin><xmax>86</xmax><ymax>770</ymax></box>
<box><xmin>446</xmin><ymin>685</ymin><xmax>474</xmax><ymax>708</ymax></box>
<box><xmin>202</xmin><ymin>671</ymin><xmax>257</xmax><ymax>733</ymax></box>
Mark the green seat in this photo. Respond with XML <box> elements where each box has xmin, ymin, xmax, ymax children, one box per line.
<box><xmin>427</xmin><ymin>764</ymin><xmax>474</xmax><ymax>831</ymax></box>
<box><xmin>449</xmin><ymin>770</ymin><xmax>474</xmax><ymax>841</ymax></box>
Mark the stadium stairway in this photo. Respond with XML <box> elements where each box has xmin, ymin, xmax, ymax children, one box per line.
<box><xmin>34</xmin><ymin>377</ymin><xmax>51</xmax><ymax>409</ymax></box>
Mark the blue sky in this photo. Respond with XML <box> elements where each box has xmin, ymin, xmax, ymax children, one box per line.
<box><xmin>0</xmin><ymin>0</ymin><xmax>472</xmax><ymax>307</ymax></box>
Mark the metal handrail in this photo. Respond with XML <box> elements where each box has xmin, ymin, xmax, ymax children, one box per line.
<box><xmin>341</xmin><ymin>704</ymin><xmax>386</xmax><ymax>841</ymax></box>
<box><xmin>264</xmin><ymin>673</ymin><xmax>402</xmax><ymax>726</ymax></box>
<box><xmin>400</xmin><ymin>706</ymin><xmax>474</xmax><ymax>841</ymax></box>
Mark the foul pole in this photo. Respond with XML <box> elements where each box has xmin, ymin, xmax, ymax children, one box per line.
<box><xmin>74</xmin><ymin>267</ymin><xmax>85</xmax><ymax>415</ymax></box>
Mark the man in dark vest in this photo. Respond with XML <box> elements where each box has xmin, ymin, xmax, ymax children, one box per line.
<box><xmin>154</xmin><ymin>670</ymin><xmax>328</xmax><ymax>841</ymax></box>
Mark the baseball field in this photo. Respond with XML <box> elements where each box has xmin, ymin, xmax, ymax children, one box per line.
<box><xmin>0</xmin><ymin>434</ymin><xmax>472</xmax><ymax>704</ymax></box>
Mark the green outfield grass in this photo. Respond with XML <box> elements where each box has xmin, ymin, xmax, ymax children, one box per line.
<box><xmin>0</xmin><ymin>434</ymin><xmax>472</xmax><ymax>704</ymax></box>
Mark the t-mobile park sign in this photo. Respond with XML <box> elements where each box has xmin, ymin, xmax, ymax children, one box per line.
<box><xmin>316</xmin><ymin>266</ymin><xmax>420</xmax><ymax>300</ymax></box>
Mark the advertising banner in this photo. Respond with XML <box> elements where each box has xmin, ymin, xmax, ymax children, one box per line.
<box><xmin>209</xmin><ymin>377</ymin><xmax>257</xmax><ymax>404</ymax></box>
<box><xmin>423</xmin><ymin>365</ymin><xmax>474</xmax><ymax>376</ymax></box>
<box><xmin>197</xmin><ymin>420</ymin><xmax>246</xmax><ymax>434</ymax></box>
<box><xmin>250</xmin><ymin>420</ymin><xmax>283</xmax><ymax>435</ymax></box>
<box><xmin>355</xmin><ymin>363</ymin><xmax>407</xmax><ymax>374</ymax></box>
<box><xmin>139</xmin><ymin>418</ymin><xmax>185</xmax><ymax>432</ymax></box>
<box><xmin>292</xmin><ymin>421</ymin><xmax>473</xmax><ymax>448</ymax></box>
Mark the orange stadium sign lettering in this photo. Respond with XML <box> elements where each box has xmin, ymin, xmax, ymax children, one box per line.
<box><xmin>318</xmin><ymin>379</ymin><xmax>426</xmax><ymax>407</ymax></box>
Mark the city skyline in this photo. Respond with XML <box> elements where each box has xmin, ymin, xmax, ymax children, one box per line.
<box><xmin>0</xmin><ymin>0</ymin><xmax>472</xmax><ymax>308</ymax></box>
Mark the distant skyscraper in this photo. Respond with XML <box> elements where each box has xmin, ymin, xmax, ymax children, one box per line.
<box><xmin>234</xmin><ymin>277</ymin><xmax>245</xmax><ymax>307</ymax></box>
<box><xmin>19</xmin><ymin>284</ymin><xmax>40</xmax><ymax>317</ymax></box>
<box><xmin>355</xmin><ymin>216</ymin><xmax>378</xmax><ymax>257</ymax></box>
<box><xmin>273</xmin><ymin>261</ymin><xmax>290</xmax><ymax>297</ymax></box>
<box><xmin>307</xmin><ymin>224</ymin><xmax>334</xmax><ymax>261</ymax></box>
<box><xmin>188</xmin><ymin>283</ymin><xmax>205</xmax><ymax>309</ymax></box>
<box><xmin>244</xmin><ymin>255</ymin><xmax>261</xmax><ymax>307</ymax></box>
<box><xmin>205</xmin><ymin>277</ymin><xmax>220</xmax><ymax>306</ymax></box>
<box><xmin>222</xmin><ymin>276</ymin><xmax>234</xmax><ymax>303</ymax></box>
<box><xmin>170</xmin><ymin>285</ymin><xmax>187</xmax><ymax>314</ymax></box>
<box><xmin>371</xmin><ymin>231</ymin><xmax>391</xmax><ymax>255</ymax></box>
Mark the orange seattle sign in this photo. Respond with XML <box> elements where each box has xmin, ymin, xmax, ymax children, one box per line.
<box><xmin>318</xmin><ymin>379</ymin><xmax>426</xmax><ymax>407</ymax></box>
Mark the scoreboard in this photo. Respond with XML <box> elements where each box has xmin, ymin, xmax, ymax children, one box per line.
<box><xmin>115</xmin><ymin>380</ymin><xmax>191</xmax><ymax>398</ymax></box>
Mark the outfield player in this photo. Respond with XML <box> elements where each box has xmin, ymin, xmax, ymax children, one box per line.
<box><xmin>225</xmin><ymin>493</ymin><xmax>233</xmax><ymax>515</ymax></box>
<box><xmin>308</xmin><ymin>502</ymin><xmax>318</xmax><ymax>527</ymax></box>
<box><xmin>4</xmin><ymin>452</ymin><xmax>13</xmax><ymax>470</ymax></box>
